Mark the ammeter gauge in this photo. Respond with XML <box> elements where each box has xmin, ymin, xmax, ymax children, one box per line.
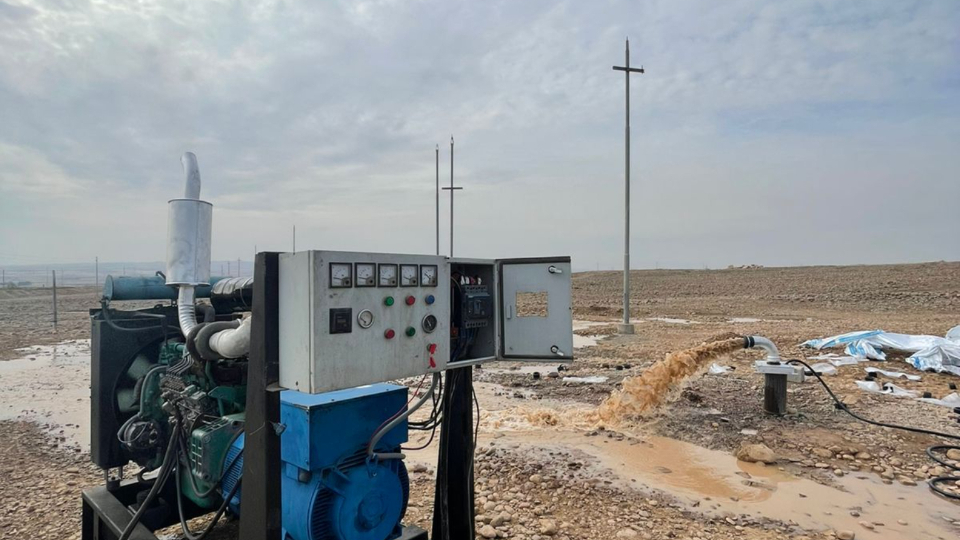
<box><xmin>329</xmin><ymin>263</ymin><xmax>352</xmax><ymax>288</ymax></box>
<box><xmin>355</xmin><ymin>263</ymin><xmax>376</xmax><ymax>287</ymax></box>
<box><xmin>378</xmin><ymin>264</ymin><xmax>398</xmax><ymax>287</ymax></box>
<box><xmin>400</xmin><ymin>264</ymin><xmax>419</xmax><ymax>286</ymax></box>
<box><xmin>420</xmin><ymin>265</ymin><xmax>438</xmax><ymax>287</ymax></box>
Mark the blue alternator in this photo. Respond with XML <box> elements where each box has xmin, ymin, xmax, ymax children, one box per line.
<box><xmin>222</xmin><ymin>436</ymin><xmax>409</xmax><ymax>540</ymax></box>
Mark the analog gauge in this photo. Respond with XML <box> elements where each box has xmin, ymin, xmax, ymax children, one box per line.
<box><xmin>400</xmin><ymin>264</ymin><xmax>419</xmax><ymax>287</ymax></box>
<box><xmin>378</xmin><ymin>264</ymin><xmax>398</xmax><ymax>287</ymax></box>
<box><xmin>357</xmin><ymin>309</ymin><xmax>374</xmax><ymax>329</ymax></box>
<box><xmin>355</xmin><ymin>263</ymin><xmax>376</xmax><ymax>287</ymax></box>
<box><xmin>329</xmin><ymin>263</ymin><xmax>352</xmax><ymax>288</ymax></box>
<box><xmin>420</xmin><ymin>265</ymin><xmax>438</xmax><ymax>287</ymax></box>
<box><xmin>421</xmin><ymin>314</ymin><xmax>438</xmax><ymax>333</ymax></box>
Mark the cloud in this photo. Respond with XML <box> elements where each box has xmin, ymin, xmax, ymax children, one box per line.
<box><xmin>0</xmin><ymin>0</ymin><xmax>958</xmax><ymax>268</ymax></box>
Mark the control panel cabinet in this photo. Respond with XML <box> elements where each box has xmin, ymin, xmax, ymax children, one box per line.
<box><xmin>446</xmin><ymin>256</ymin><xmax>573</xmax><ymax>367</ymax></box>
<box><xmin>279</xmin><ymin>251</ymin><xmax>450</xmax><ymax>394</ymax></box>
<box><xmin>278</xmin><ymin>251</ymin><xmax>573</xmax><ymax>394</ymax></box>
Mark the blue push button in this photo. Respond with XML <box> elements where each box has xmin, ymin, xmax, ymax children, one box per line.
<box><xmin>425</xmin><ymin>294</ymin><xmax>435</xmax><ymax>305</ymax></box>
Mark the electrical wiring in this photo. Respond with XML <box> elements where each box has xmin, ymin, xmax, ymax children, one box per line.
<box><xmin>789</xmin><ymin>357</ymin><xmax>960</xmax><ymax>500</ymax></box>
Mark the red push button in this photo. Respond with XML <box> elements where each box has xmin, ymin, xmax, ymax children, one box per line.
<box><xmin>405</xmin><ymin>295</ymin><xmax>416</xmax><ymax>306</ymax></box>
<box><xmin>384</xmin><ymin>329</ymin><xmax>396</xmax><ymax>339</ymax></box>
<box><xmin>428</xmin><ymin>343</ymin><xmax>437</xmax><ymax>354</ymax></box>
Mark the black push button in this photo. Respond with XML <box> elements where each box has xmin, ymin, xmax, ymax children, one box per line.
<box><xmin>329</xmin><ymin>308</ymin><xmax>352</xmax><ymax>334</ymax></box>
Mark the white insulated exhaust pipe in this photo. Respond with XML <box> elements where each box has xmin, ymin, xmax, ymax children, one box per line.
<box><xmin>166</xmin><ymin>152</ymin><xmax>213</xmax><ymax>336</ymax></box>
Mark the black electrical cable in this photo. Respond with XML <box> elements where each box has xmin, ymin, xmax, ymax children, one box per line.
<box><xmin>177</xmin><ymin>427</ymin><xmax>245</xmax><ymax>499</ymax></box>
<box><xmin>117</xmin><ymin>419</ymin><xmax>181</xmax><ymax>540</ymax></box>
<box><xmin>788</xmin><ymin>357</ymin><xmax>960</xmax><ymax>500</ymax></box>
<box><xmin>174</xmin><ymin>455</ymin><xmax>243</xmax><ymax>540</ymax></box>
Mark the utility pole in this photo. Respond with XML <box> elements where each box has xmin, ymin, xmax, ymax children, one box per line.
<box><xmin>612</xmin><ymin>38</ymin><xmax>644</xmax><ymax>335</ymax></box>
<box><xmin>441</xmin><ymin>136</ymin><xmax>463</xmax><ymax>256</ymax></box>
<box><xmin>435</xmin><ymin>145</ymin><xmax>440</xmax><ymax>255</ymax></box>
<box><xmin>52</xmin><ymin>270</ymin><xmax>58</xmax><ymax>329</ymax></box>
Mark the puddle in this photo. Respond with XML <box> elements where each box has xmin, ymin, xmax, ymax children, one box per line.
<box><xmin>646</xmin><ymin>317</ymin><xmax>698</xmax><ymax>325</ymax></box>
<box><xmin>572</xmin><ymin>320</ymin><xmax>607</xmax><ymax>349</ymax></box>
<box><xmin>0</xmin><ymin>340</ymin><xmax>91</xmax><ymax>449</ymax></box>
<box><xmin>489</xmin><ymin>431</ymin><xmax>958</xmax><ymax>539</ymax></box>
<box><xmin>406</xmin><ymin>381</ymin><xmax>959</xmax><ymax>540</ymax></box>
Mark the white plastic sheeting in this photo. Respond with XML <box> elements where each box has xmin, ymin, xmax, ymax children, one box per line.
<box><xmin>803</xmin><ymin>326</ymin><xmax>960</xmax><ymax>376</ymax></box>
<box><xmin>864</xmin><ymin>366</ymin><xmax>921</xmax><ymax>382</ymax></box>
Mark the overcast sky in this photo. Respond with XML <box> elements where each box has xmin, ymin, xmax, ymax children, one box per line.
<box><xmin>1</xmin><ymin>0</ymin><xmax>958</xmax><ymax>271</ymax></box>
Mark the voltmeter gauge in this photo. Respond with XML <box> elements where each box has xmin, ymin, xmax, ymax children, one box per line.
<box><xmin>355</xmin><ymin>263</ymin><xmax>376</xmax><ymax>287</ymax></box>
<box><xmin>378</xmin><ymin>264</ymin><xmax>398</xmax><ymax>287</ymax></box>
<box><xmin>329</xmin><ymin>263</ymin><xmax>352</xmax><ymax>288</ymax></box>
<box><xmin>420</xmin><ymin>265</ymin><xmax>438</xmax><ymax>287</ymax></box>
<box><xmin>357</xmin><ymin>309</ymin><xmax>374</xmax><ymax>329</ymax></box>
<box><xmin>400</xmin><ymin>264</ymin><xmax>419</xmax><ymax>287</ymax></box>
<box><xmin>421</xmin><ymin>314</ymin><xmax>438</xmax><ymax>333</ymax></box>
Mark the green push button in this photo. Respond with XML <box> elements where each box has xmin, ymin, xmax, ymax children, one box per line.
<box><xmin>384</xmin><ymin>296</ymin><xmax>394</xmax><ymax>306</ymax></box>
<box><xmin>405</xmin><ymin>327</ymin><xmax>416</xmax><ymax>337</ymax></box>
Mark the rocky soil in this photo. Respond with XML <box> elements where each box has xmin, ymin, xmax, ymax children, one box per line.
<box><xmin>1</xmin><ymin>262</ymin><xmax>959</xmax><ymax>539</ymax></box>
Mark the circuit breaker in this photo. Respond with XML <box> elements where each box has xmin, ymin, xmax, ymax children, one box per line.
<box><xmin>278</xmin><ymin>251</ymin><xmax>572</xmax><ymax>394</ymax></box>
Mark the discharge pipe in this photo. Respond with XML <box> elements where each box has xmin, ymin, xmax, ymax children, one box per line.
<box><xmin>744</xmin><ymin>335</ymin><xmax>781</xmax><ymax>362</ymax></box>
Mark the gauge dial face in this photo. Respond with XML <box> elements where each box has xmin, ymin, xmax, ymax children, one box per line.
<box><xmin>330</xmin><ymin>263</ymin><xmax>352</xmax><ymax>288</ymax></box>
<box><xmin>421</xmin><ymin>314</ymin><xmax>438</xmax><ymax>333</ymax></box>
<box><xmin>420</xmin><ymin>265</ymin><xmax>438</xmax><ymax>287</ymax></box>
<box><xmin>355</xmin><ymin>263</ymin><xmax>376</xmax><ymax>287</ymax></box>
<box><xmin>378</xmin><ymin>264</ymin><xmax>398</xmax><ymax>287</ymax></box>
<box><xmin>400</xmin><ymin>264</ymin><xmax>419</xmax><ymax>286</ymax></box>
<box><xmin>357</xmin><ymin>309</ymin><xmax>374</xmax><ymax>329</ymax></box>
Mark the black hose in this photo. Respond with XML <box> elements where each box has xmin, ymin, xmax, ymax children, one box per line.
<box><xmin>788</xmin><ymin>358</ymin><xmax>960</xmax><ymax>500</ymax></box>
<box><xmin>194</xmin><ymin>321</ymin><xmax>240</xmax><ymax>361</ymax></box>
<box><xmin>177</xmin><ymin>428</ymin><xmax>244</xmax><ymax>499</ymax></box>
<box><xmin>174</xmin><ymin>454</ymin><xmax>242</xmax><ymax>540</ymax></box>
<box><xmin>117</xmin><ymin>419</ymin><xmax>180</xmax><ymax>540</ymax></box>
<box><xmin>100</xmin><ymin>299</ymin><xmax>169</xmax><ymax>343</ymax></box>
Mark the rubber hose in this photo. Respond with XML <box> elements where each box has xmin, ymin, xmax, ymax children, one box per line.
<box><xmin>195</xmin><ymin>321</ymin><xmax>240</xmax><ymax>361</ymax></box>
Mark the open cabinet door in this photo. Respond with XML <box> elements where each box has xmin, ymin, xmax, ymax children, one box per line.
<box><xmin>498</xmin><ymin>257</ymin><xmax>573</xmax><ymax>361</ymax></box>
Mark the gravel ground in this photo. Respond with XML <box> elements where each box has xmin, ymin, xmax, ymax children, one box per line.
<box><xmin>1</xmin><ymin>262</ymin><xmax>959</xmax><ymax>539</ymax></box>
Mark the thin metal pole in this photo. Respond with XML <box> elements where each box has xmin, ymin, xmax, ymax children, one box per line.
<box><xmin>449</xmin><ymin>136</ymin><xmax>454</xmax><ymax>257</ymax></box>
<box><xmin>52</xmin><ymin>270</ymin><xmax>57</xmax><ymax>329</ymax></box>
<box><xmin>623</xmin><ymin>40</ymin><xmax>630</xmax><ymax>327</ymax></box>
<box><xmin>436</xmin><ymin>145</ymin><xmax>440</xmax><ymax>255</ymax></box>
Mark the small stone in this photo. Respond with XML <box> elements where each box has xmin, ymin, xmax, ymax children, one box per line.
<box><xmin>479</xmin><ymin>525</ymin><xmax>497</xmax><ymax>538</ymax></box>
<box><xmin>736</xmin><ymin>443</ymin><xmax>776</xmax><ymax>464</ymax></box>
<box><xmin>897</xmin><ymin>519</ymin><xmax>907</xmax><ymax>525</ymax></box>
<box><xmin>897</xmin><ymin>476</ymin><xmax>916</xmax><ymax>486</ymax></box>
<box><xmin>539</xmin><ymin>519</ymin><xmax>558</xmax><ymax>536</ymax></box>
<box><xmin>615</xmin><ymin>529</ymin><xmax>638</xmax><ymax>538</ymax></box>
<box><xmin>836</xmin><ymin>531</ymin><xmax>856</xmax><ymax>540</ymax></box>
<box><xmin>855</xmin><ymin>452</ymin><xmax>872</xmax><ymax>460</ymax></box>
<box><xmin>859</xmin><ymin>521</ymin><xmax>874</xmax><ymax>530</ymax></box>
<box><xmin>834</xmin><ymin>469</ymin><xmax>844</xmax><ymax>476</ymax></box>
<box><xmin>946</xmin><ymin>448</ymin><xmax>960</xmax><ymax>461</ymax></box>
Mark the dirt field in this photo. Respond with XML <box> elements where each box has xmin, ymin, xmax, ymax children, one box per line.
<box><xmin>1</xmin><ymin>262</ymin><xmax>959</xmax><ymax>540</ymax></box>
